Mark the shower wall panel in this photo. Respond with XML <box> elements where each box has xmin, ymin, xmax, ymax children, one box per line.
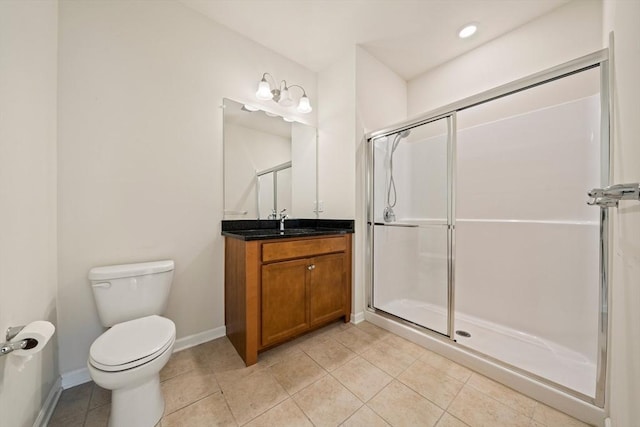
<box><xmin>372</xmin><ymin>131</ymin><xmax>447</xmax><ymax>222</ymax></box>
<box><xmin>455</xmin><ymin>221</ymin><xmax>599</xmax><ymax>358</ymax></box>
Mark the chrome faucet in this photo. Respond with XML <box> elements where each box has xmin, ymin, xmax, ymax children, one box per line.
<box><xmin>279</xmin><ymin>209</ymin><xmax>288</xmax><ymax>231</ymax></box>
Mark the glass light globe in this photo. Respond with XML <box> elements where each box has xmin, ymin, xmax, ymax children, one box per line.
<box><xmin>279</xmin><ymin>87</ymin><xmax>294</xmax><ymax>107</ymax></box>
<box><xmin>256</xmin><ymin>80</ymin><xmax>273</xmax><ymax>100</ymax></box>
<box><xmin>297</xmin><ymin>95</ymin><xmax>312</xmax><ymax>113</ymax></box>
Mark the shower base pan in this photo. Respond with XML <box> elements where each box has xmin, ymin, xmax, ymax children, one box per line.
<box><xmin>376</xmin><ymin>298</ymin><xmax>596</xmax><ymax>398</ymax></box>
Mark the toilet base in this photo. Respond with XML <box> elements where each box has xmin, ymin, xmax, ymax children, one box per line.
<box><xmin>109</xmin><ymin>374</ymin><xmax>164</xmax><ymax>427</ymax></box>
<box><xmin>88</xmin><ymin>318</ymin><xmax>175</xmax><ymax>426</ymax></box>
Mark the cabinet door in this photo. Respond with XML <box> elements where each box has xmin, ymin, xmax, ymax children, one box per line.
<box><xmin>309</xmin><ymin>253</ymin><xmax>346</xmax><ymax>326</ymax></box>
<box><xmin>261</xmin><ymin>258</ymin><xmax>310</xmax><ymax>346</ymax></box>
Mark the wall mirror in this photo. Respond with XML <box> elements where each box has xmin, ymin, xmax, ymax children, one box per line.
<box><xmin>223</xmin><ymin>98</ymin><xmax>317</xmax><ymax>219</ymax></box>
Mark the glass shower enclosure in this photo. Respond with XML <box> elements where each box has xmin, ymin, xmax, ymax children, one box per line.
<box><xmin>367</xmin><ymin>51</ymin><xmax>609</xmax><ymax>405</ymax></box>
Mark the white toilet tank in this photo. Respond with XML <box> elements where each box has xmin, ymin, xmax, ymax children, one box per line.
<box><xmin>89</xmin><ymin>260</ymin><xmax>174</xmax><ymax>327</ymax></box>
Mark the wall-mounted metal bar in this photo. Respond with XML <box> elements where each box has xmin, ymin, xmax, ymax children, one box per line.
<box><xmin>587</xmin><ymin>183</ymin><xmax>640</xmax><ymax>207</ymax></box>
<box><xmin>372</xmin><ymin>222</ymin><xmax>418</xmax><ymax>228</ymax></box>
<box><xmin>1</xmin><ymin>325</ymin><xmax>27</xmax><ymax>356</ymax></box>
<box><xmin>256</xmin><ymin>161</ymin><xmax>292</xmax><ymax>177</ymax></box>
<box><xmin>447</xmin><ymin>113</ymin><xmax>457</xmax><ymax>341</ymax></box>
<box><xmin>592</xmin><ymin>54</ymin><xmax>612</xmax><ymax>408</ymax></box>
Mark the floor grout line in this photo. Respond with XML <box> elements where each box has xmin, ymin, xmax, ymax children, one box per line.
<box><xmin>219</xmin><ymin>388</ymin><xmax>240</xmax><ymax>427</ymax></box>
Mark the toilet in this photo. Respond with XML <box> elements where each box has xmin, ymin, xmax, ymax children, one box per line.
<box><xmin>87</xmin><ymin>260</ymin><xmax>176</xmax><ymax>427</ymax></box>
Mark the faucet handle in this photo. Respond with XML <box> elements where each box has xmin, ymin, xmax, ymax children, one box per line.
<box><xmin>279</xmin><ymin>208</ymin><xmax>288</xmax><ymax>219</ymax></box>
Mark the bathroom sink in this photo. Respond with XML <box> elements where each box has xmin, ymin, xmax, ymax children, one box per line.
<box><xmin>280</xmin><ymin>228</ymin><xmax>321</xmax><ymax>235</ymax></box>
<box><xmin>224</xmin><ymin>227</ymin><xmax>348</xmax><ymax>240</ymax></box>
<box><xmin>235</xmin><ymin>228</ymin><xmax>317</xmax><ymax>236</ymax></box>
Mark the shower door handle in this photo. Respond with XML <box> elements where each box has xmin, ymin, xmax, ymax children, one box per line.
<box><xmin>373</xmin><ymin>222</ymin><xmax>419</xmax><ymax>227</ymax></box>
<box><xmin>587</xmin><ymin>183</ymin><xmax>640</xmax><ymax>207</ymax></box>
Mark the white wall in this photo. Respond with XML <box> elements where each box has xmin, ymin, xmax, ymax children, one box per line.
<box><xmin>57</xmin><ymin>0</ymin><xmax>317</xmax><ymax>378</ymax></box>
<box><xmin>0</xmin><ymin>1</ymin><xmax>59</xmax><ymax>425</ymax></box>
<box><xmin>408</xmin><ymin>0</ymin><xmax>603</xmax><ymax>116</ymax></box>
<box><xmin>356</xmin><ymin>48</ymin><xmax>408</xmax><ymax>135</ymax></box>
<box><xmin>603</xmin><ymin>0</ymin><xmax>640</xmax><ymax>425</ymax></box>
<box><xmin>317</xmin><ymin>50</ymin><xmax>359</xmax><ymax>321</ymax></box>
<box><xmin>317</xmin><ymin>51</ymin><xmax>357</xmax><ymax>220</ymax></box>
<box><xmin>354</xmin><ymin>47</ymin><xmax>408</xmax><ymax>319</ymax></box>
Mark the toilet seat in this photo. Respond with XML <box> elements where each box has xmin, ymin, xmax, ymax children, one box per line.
<box><xmin>89</xmin><ymin>315</ymin><xmax>175</xmax><ymax>372</ymax></box>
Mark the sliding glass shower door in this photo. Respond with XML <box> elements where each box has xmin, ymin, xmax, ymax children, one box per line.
<box><xmin>371</xmin><ymin>116</ymin><xmax>452</xmax><ymax>335</ymax></box>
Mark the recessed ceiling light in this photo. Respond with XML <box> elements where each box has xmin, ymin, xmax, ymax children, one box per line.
<box><xmin>458</xmin><ymin>23</ymin><xmax>478</xmax><ymax>39</ymax></box>
<box><xmin>241</xmin><ymin>104</ymin><xmax>260</xmax><ymax>112</ymax></box>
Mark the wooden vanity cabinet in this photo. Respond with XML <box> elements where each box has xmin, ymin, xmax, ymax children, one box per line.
<box><xmin>225</xmin><ymin>234</ymin><xmax>352</xmax><ymax>366</ymax></box>
<box><xmin>261</xmin><ymin>258</ymin><xmax>310</xmax><ymax>346</ymax></box>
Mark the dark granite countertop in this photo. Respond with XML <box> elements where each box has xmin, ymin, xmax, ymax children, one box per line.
<box><xmin>222</xmin><ymin>219</ymin><xmax>354</xmax><ymax>241</ymax></box>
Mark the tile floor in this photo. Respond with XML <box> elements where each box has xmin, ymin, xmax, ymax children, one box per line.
<box><xmin>48</xmin><ymin>321</ymin><xmax>592</xmax><ymax>427</ymax></box>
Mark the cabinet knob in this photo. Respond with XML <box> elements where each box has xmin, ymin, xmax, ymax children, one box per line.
<box><xmin>307</xmin><ymin>264</ymin><xmax>316</xmax><ymax>270</ymax></box>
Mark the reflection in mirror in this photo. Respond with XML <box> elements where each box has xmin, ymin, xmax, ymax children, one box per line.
<box><xmin>223</xmin><ymin>98</ymin><xmax>317</xmax><ymax>219</ymax></box>
<box><xmin>256</xmin><ymin>161</ymin><xmax>291</xmax><ymax>218</ymax></box>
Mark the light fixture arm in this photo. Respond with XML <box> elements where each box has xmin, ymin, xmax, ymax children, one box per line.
<box><xmin>285</xmin><ymin>84</ymin><xmax>307</xmax><ymax>97</ymax></box>
<box><xmin>261</xmin><ymin>72</ymin><xmax>276</xmax><ymax>86</ymax></box>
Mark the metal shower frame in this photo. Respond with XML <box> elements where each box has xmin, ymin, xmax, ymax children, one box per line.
<box><xmin>365</xmin><ymin>49</ymin><xmax>610</xmax><ymax>408</ymax></box>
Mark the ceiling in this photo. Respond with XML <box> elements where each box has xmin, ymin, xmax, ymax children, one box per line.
<box><xmin>179</xmin><ymin>0</ymin><xmax>570</xmax><ymax>80</ymax></box>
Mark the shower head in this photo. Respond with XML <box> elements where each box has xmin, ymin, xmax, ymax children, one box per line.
<box><xmin>384</xmin><ymin>128</ymin><xmax>411</xmax><ymax>222</ymax></box>
<box><xmin>390</xmin><ymin>129</ymin><xmax>411</xmax><ymax>154</ymax></box>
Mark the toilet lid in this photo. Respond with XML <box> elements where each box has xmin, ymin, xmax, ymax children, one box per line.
<box><xmin>89</xmin><ymin>315</ymin><xmax>175</xmax><ymax>372</ymax></box>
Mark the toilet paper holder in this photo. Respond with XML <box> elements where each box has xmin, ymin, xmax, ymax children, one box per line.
<box><xmin>0</xmin><ymin>325</ymin><xmax>37</xmax><ymax>356</ymax></box>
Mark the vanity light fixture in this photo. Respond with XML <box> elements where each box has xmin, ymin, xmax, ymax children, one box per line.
<box><xmin>458</xmin><ymin>23</ymin><xmax>478</xmax><ymax>39</ymax></box>
<box><xmin>256</xmin><ymin>72</ymin><xmax>313</xmax><ymax>113</ymax></box>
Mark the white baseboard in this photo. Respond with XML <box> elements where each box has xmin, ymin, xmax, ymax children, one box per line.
<box><xmin>34</xmin><ymin>376</ymin><xmax>62</xmax><ymax>427</ymax></box>
<box><xmin>59</xmin><ymin>326</ymin><xmax>226</xmax><ymax>389</ymax></box>
<box><xmin>61</xmin><ymin>367</ymin><xmax>91</xmax><ymax>389</ymax></box>
<box><xmin>173</xmin><ymin>325</ymin><xmax>226</xmax><ymax>352</ymax></box>
<box><xmin>350</xmin><ymin>311</ymin><xmax>365</xmax><ymax>324</ymax></box>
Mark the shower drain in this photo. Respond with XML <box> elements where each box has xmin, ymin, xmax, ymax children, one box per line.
<box><xmin>455</xmin><ymin>330</ymin><xmax>471</xmax><ymax>338</ymax></box>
